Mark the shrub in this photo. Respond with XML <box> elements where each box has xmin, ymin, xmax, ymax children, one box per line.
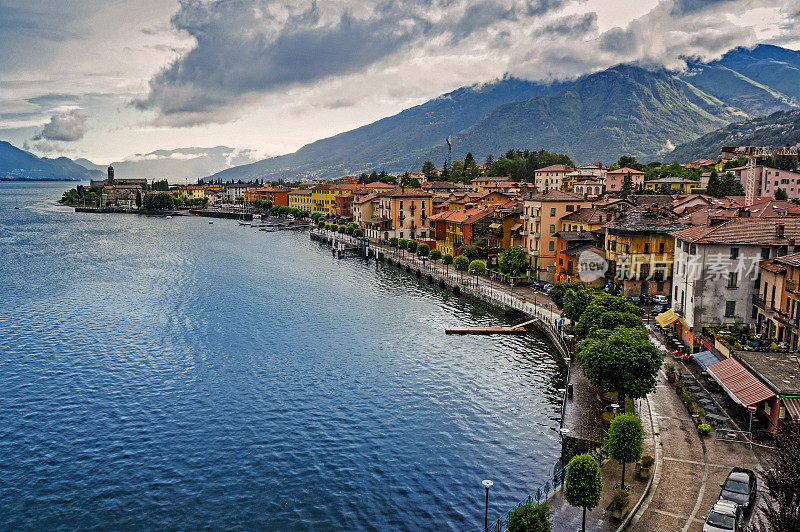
<box><xmin>505</xmin><ymin>501</ymin><xmax>552</xmax><ymax>532</ymax></box>
<box><xmin>697</xmin><ymin>424</ymin><xmax>712</xmax><ymax>436</ymax></box>
<box><xmin>500</xmin><ymin>246</ymin><xmax>527</xmax><ymax>275</ymax></box>
<box><xmin>338</xmin><ymin>226</ymin><xmax>346</xmax><ymax>233</ymax></box>
<box><xmin>330</xmin><ymin>224</ymin><xmax>339</xmax><ymax>232</ymax></box>
<box><xmin>607</xmin><ymin>413</ymin><xmax>643</xmax><ymax>486</ymax></box>
<box><xmin>398</xmin><ymin>238</ymin><xmax>408</xmax><ymax>250</ymax></box>
<box><xmin>640</xmin><ymin>455</ymin><xmax>654</xmax><ymax>468</ymax></box>
<box><xmin>680</xmin><ymin>391</ymin><xmax>696</xmax><ymax>404</ymax></box>
<box><xmin>612</xmin><ymin>489</ymin><xmax>629</xmax><ymax>509</ymax></box>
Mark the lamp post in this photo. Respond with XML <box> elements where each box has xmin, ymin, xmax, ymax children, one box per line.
<box><xmin>747</xmin><ymin>404</ymin><xmax>757</xmax><ymax>449</ymax></box>
<box><xmin>559</xmin><ymin>427</ymin><xmax>571</xmax><ymax>466</ymax></box>
<box><xmin>610</xmin><ymin>402</ymin><xmax>620</xmax><ymax>416</ymax></box>
<box><xmin>482</xmin><ymin>480</ymin><xmax>493</xmax><ymax>531</ymax></box>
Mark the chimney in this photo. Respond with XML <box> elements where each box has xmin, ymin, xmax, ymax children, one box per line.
<box><xmin>777</xmin><ymin>224</ymin><xmax>785</xmax><ymax>238</ymax></box>
<box><xmin>737</xmin><ymin>207</ymin><xmax>749</xmax><ymax>218</ymax></box>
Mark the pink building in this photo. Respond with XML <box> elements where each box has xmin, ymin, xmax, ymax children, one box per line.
<box><xmin>605</xmin><ymin>167</ymin><xmax>645</xmax><ymax>193</ymax></box>
<box><xmin>729</xmin><ymin>165</ymin><xmax>800</xmax><ymax>199</ymax></box>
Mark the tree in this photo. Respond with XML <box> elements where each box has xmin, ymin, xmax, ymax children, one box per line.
<box><xmin>417</xmin><ymin>243</ymin><xmax>430</xmax><ymax>257</ymax></box>
<box><xmin>389</xmin><ymin>237</ymin><xmax>399</xmax><ymax>249</ymax></box>
<box><xmin>454</xmin><ymin>254</ymin><xmax>470</xmax><ymax>272</ymax></box>
<box><xmin>577</xmin><ymin>326</ymin><xmax>662</xmax><ymax>405</ymax></box>
<box><xmin>398</xmin><ymin>239</ymin><xmax>408</xmax><ymax>255</ymax></box>
<box><xmin>135</xmin><ymin>190</ymin><xmax>142</xmax><ymax>209</ymax></box>
<box><xmin>429</xmin><ymin>249</ymin><xmax>441</xmax><ymax>261</ymax></box>
<box><xmin>469</xmin><ymin>260</ymin><xmax>486</xmax><ymax>284</ymax></box>
<box><xmin>353</xmin><ymin>229</ymin><xmax>363</xmax><ymax>238</ymax></box>
<box><xmin>607</xmin><ymin>413</ymin><xmax>643</xmax><ymax>488</ymax></box>
<box><xmin>706</xmin><ymin>168</ymin><xmax>721</xmax><ymax>197</ymax></box>
<box><xmin>440</xmin><ymin>159</ymin><xmax>450</xmax><ymax>181</ymax></box>
<box><xmin>464</xmin><ymin>152</ymin><xmax>476</xmax><ymax>169</ymax></box>
<box><xmin>564</xmin><ymin>454</ymin><xmax>603</xmax><ymax>532</ymax></box>
<box><xmin>505</xmin><ymin>501</ymin><xmax>552</xmax><ymax>532</ymax></box>
<box><xmin>459</xmin><ymin>244</ymin><xmax>479</xmax><ymax>262</ymax></box>
<box><xmin>407</xmin><ymin>240</ymin><xmax>418</xmax><ymax>254</ymax></box>
<box><xmin>720</xmin><ymin>172</ymin><xmax>744</xmax><ymax>196</ymax></box>
<box><xmin>549</xmin><ymin>282</ymin><xmax>588</xmax><ymax>309</ymax></box>
<box><xmin>750</xmin><ymin>422</ymin><xmax>800</xmax><ymax>532</ymax></box>
<box><xmin>142</xmin><ymin>192</ymin><xmax>175</xmax><ymax>211</ymax></box>
<box><xmin>563</xmin><ymin>287</ymin><xmax>593</xmax><ymax>323</ymax></box>
<box><xmin>574</xmin><ymin>295</ymin><xmax>640</xmax><ymax>338</ymax></box>
<box><xmin>422</xmin><ymin>161</ymin><xmax>436</xmax><ymax>179</ymax></box>
<box><xmin>442</xmin><ymin>253</ymin><xmax>453</xmax><ymax>273</ymax></box>
<box><xmin>500</xmin><ymin>246</ymin><xmax>527</xmax><ymax>275</ymax></box>
<box><xmin>776</xmin><ymin>188</ymin><xmax>789</xmax><ymax>201</ymax></box>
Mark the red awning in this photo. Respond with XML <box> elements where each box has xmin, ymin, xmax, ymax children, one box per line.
<box><xmin>783</xmin><ymin>397</ymin><xmax>800</xmax><ymax>420</ymax></box>
<box><xmin>706</xmin><ymin>357</ymin><xmax>775</xmax><ymax>407</ymax></box>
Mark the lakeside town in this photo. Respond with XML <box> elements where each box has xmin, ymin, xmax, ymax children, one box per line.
<box><xmin>59</xmin><ymin>146</ymin><xmax>800</xmax><ymax>532</ymax></box>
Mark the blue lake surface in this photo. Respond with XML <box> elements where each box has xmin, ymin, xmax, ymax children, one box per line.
<box><xmin>0</xmin><ymin>182</ymin><xmax>565</xmax><ymax>531</ymax></box>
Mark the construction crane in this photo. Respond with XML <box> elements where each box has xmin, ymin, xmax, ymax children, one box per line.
<box><xmin>721</xmin><ymin>146</ymin><xmax>800</xmax><ymax>206</ymax></box>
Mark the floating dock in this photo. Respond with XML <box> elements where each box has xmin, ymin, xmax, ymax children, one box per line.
<box><xmin>445</xmin><ymin>318</ymin><xmax>538</xmax><ymax>335</ymax></box>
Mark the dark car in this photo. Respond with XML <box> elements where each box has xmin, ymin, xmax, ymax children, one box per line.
<box><xmin>719</xmin><ymin>467</ymin><xmax>757</xmax><ymax>514</ymax></box>
<box><xmin>651</xmin><ymin>304</ymin><xmax>666</xmax><ymax>316</ymax></box>
<box><xmin>531</xmin><ymin>280</ymin><xmax>546</xmax><ymax>290</ymax></box>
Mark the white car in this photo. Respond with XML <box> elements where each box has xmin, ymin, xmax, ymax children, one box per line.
<box><xmin>652</xmin><ymin>295</ymin><xmax>669</xmax><ymax>305</ymax></box>
<box><xmin>703</xmin><ymin>499</ymin><xmax>743</xmax><ymax>532</ymax></box>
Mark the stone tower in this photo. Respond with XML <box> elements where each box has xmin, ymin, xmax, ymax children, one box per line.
<box><xmin>107</xmin><ymin>165</ymin><xmax>115</xmax><ymax>184</ymax></box>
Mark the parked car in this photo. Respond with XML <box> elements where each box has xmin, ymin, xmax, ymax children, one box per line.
<box><xmin>531</xmin><ymin>280</ymin><xmax>546</xmax><ymax>291</ymax></box>
<box><xmin>703</xmin><ymin>499</ymin><xmax>743</xmax><ymax>532</ymax></box>
<box><xmin>542</xmin><ymin>283</ymin><xmax>554</xmax><ymax>294</ymax></box>
<box><xmin>651</xmin><ymin>304</ymin><xmax>666</xmax><ymax>316</ymax></box>
<box><xmin>652</xmin><ymin>295</ymin><xmax>669</xmax><ymax>305</ymax></box>
<box><xmin>719</xmin><ymin>467</ymin><xmax>757</xmax><ymax>514</ymax></box>
<box><xmin>626</xmin><ymin>296</ymin><xmax>642</xmax><ymax>306</ymax></box>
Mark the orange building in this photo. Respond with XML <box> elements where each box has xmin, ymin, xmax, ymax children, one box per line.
<box><xmin>247</xmin><ymin>187</ymin><xmax>289</xmax><ymax>206</ymax></box>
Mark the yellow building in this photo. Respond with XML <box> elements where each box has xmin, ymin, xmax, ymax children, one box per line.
<box><xmin>470</xmin><ymin>176</ymin><xmax>509</xmax><ymax>192</ymax></box>
<box><xmin>559</xmin><ymin>207</ymin><xmax>608</xmax><ymax>232</ymax></box>
<box><xmin>644</xmin><ymin>177</ymin><xmax>700</xmax><ymax>194</ymax></box>
<box><xmin>178</xmin><ymin>186</ymin><xmax>207</xmax><ymax>200</ymax></box>
<box><xmin>288</xmin><ymin>189</ymin><xmax>313</xmax><ymax>211</ymax></box>
<box><xmin>604</xmin><ymin>206</ymin><xmax>686</xmax><ymax>297</ymax></box>
<box><xmin>308</xmin><ymin>184</ymin><xmax>358</xmax><ymax>214</ymax></box>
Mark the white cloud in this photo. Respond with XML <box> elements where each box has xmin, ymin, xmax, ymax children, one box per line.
<box><xmin>33</xmin><ymin>109</ymin><xmax>89</xmax><ymax>142</ymax></box>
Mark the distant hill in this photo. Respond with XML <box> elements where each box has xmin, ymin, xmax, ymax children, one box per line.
<box><xmin>0</xmin><ymin>141</ymin><xmax>103</xmax><ymax>181</ymax></box>
<box><xmin>205</xmin><ymin>43</ymin><xmax>800</xmax><ymax>181</ymax></box>
<box><xmin>666</xmin><ymin>110</ymin><xmax>800</xmax><ymax>162</ymax></box>
<box><xmin>424</xmin><ymin>64</ymin><xmax>744</xmax><ymax>165</ymax></box>
<box><xmin>78</xmin><ymin>146</ymin><xmax>261</xmax><ymax>182</ymax></box>
<box><xmin>204</xmin><ymin>76</ymin><xmax>570</xmax><ymax>182</ymax></box>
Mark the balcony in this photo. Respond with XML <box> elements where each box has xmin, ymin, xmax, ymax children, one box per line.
<box><xmin>398</xmin><ymin>213</ymin><xmax>405</xmax><ymax>221</ymax></box>
<box><xmin>752</xmin><ymin>294</ymin><xmax>766</xmax><ymax>309</ymax></box>
<box><xmin>421</xmin><ymin>213</ymin><xmax>427</xmax><ymax>221</ymax></box>
<box><xmin>775</xmin><ymin>312</ymin><xmax>798</xmax><ymax>327</ymax></box>
<box><xmin>409</xmin><ymin>204</ymin><xmax>416</xmax><ymax>212</ymax></box>
<box><xmin>787</xmin><ymin>279</ymin><xmax>800</xmax><ymax>294</ymax></box>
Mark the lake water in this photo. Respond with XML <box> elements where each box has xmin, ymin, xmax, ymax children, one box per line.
<box><xmin>0</xmin><ymin>182</ymin><xmax>565</xmax><ymax>531</ymax></box>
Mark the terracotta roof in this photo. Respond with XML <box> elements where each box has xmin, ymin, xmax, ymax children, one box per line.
<box><xmin>575</xmin><ymin>179</ymin><xmax>601</xmax><ymax>186</ymax></box>
<box><xmin>535</xmin><ymin>164</ymin><xmax>573</xmax><ymax>173</ymax></box>
<box><xmin>671</xmin><ymin>218</ymin><xmax>800</xmax><ymax>245</ymax></box>
<box><xmin>423</xmin><ymin>181</ymin><xmax>463</xmax><ymax>189</ymax></box>
<box><xmin>527</xmin><ymin>189</ymin><xmax>587</xmax><ymax>202</ymax></box>
<box><xmin>606</xmin><ymin>206</ymin><xmax>686</xmax><ymax>234</ymax></box>
<box><xmin>647</xmin><ymin>176</ymin><xmax>699</xmax><ymax>184</ymax></box>
<box><xmin>774</xmin><ymin>252</ymin><xmax>800</xmax><ymax>268</ymax></box>
<box><xmin>760</xmin><ymin>259</ymin><xmax>786</xmax><ymax>274</ymax></box>
<box><xmin>427</xmin><ymin>207</ymin><xmax>493</xmax><ymax>224</ymax></box>
<box><xmin>471</xmin><ymin>176</ymin><xmax>511</xmax><ymax>183</ymax></box>
<box><xmin>364</xmin><ymin>182</ymin><xmax>395</xmax><ymax>189</ymax></box>
<box><xmin>382</xmin><ymin>188</ymin><xmax>432</xmax><ymax>198</ymax></box>
<box><xmin>553</xmin><ymin>230</ymin><xmax>598</xmax><ymax>242</ymax></box>
<box><xmin>289</xmin><ymin>189</ymin><xmax>312</xmax><ymax>195</ymax></box>
<box><xmin>607</xmin><ymin>166</ymin><xmax>645</xmax><ymax>175</ymax></box>
<box><xmin>353</xmin><ymin>192</ymin><xmax>379</xmax><ymax>204</ymax></box>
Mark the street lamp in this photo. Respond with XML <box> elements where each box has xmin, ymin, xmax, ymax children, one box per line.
<box><xmin>482</xmin><ymin>480</ymin><xmax>493</xmax><ymax>531</ymax></box>
<box><xmin>610</xmin><ymin>403</ymin><xmax>620</xmax><ymax>416</ymax></box>
<box><xmin>559</xmin><ymin>428</ymin><xmax>571</xmax><ymax>465</ymax></box>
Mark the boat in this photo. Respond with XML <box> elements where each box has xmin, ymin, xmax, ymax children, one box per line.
<box><xmin>208</xmin><ymin>221</ymin><xmax>214</xmax><ymax>224</ymax></box>
<box><xmin>166</xmin><ymin>215</ymin><xmax>173</xmax><ymax>219</ymax></box>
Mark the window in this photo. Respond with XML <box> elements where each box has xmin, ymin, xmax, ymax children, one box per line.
<box><xmin>657</xmin><ymin>282</ymin><xmax>664</xmax><ymax>292</ymax></box>
<box><xmin>761</xmin><ymin>247</ymin><xmax>770</xmax><ymax>260</ymax></box>
<box><xmin>727</xmin><ymin>272</ymin><xmax>738</xmax><ymax>289</ymax></box>
<box><xmin>550</xmin><ymin>224</ymin><xmax>556</xmax><ymax>233</ymax></box>
<box><xmin>689</xmin><ymin>244</ymin><xmax>696</xmax><ymax>255</ymax></box>
<box><xmin>550</xmin><ymin>208</ymin><xmax>556</xmax><ymax>216</ymax></box>
<box><xmin>566</xmin><ymin>205</ymin><xmax>575</xmax><ymax>212</ymax></box>
<box><xmin>730</xmin><ymin>247</ymin><xmax>739</xmax><ymax>259</ymax></box>
<box><xmin>659</xmin><ymin>242</ymin><xmax>665</xmax><ymax>253</ymax></box>
<box><xmin>558</xmin><ymin>258</ymin><xmax>563</xmax><ymax>265</ymax></box>
<box><xmin>549</xmin><ymin>241</ymin><xmax>555</xmax><ymax>251</ymax></box>
<box><xmin>644</xmin><ymin>243</ymin><xmax>650</xmax><ymax>254</ymax></box>
<box><xmin>725</xmin><ymin>301</ymin><xmax>736</xmax><ymax>317</ymax></box>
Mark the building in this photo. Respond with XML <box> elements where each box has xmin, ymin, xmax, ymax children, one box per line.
<box><xmin>534</xmin><ymin>164</ymin><xmax>574</xmax><ymax>191</ymax></box>
<box><xmin>288</xmin><ymin>189</ymin><xmax>313</xmax><ymax>211</ymax></box>
<box><xmin>605</xmin><ymin>205</ymin><xmax>685</xmax><ymax>298</ymax></box>
<box><xmin>564</xmin><ymin>169</ymin><xmax>602</xmax><ymax>192</ymax></box>
<box><xmin>176</xmin><ymin>185</ymin><xmax>207</xmax><ymax>201</ymax></box>
<box><xmin>573</xmin><ymin>180</ymin><xmax>604</xmax><ymax>197</ymax></box>
<box><xmin>422</xmin><ymin>181</ymin><xmax>468</xmax><ymax>194</ymax></box>
<box><xmin>246</xmin><ymin>187</ymin><xmax>289</xmax><ymax>207</ymax></box>
<box><xmin>310</xmin><ymin>184</ymin><xmax>358</xmax><ymax>215</ymax></box>
<box><xmin>363</xmin><ymin>189</ymin><xmax>433</xmax><ymax>242</ymax></box>
<box><xmin>560</xmin><ymin>207</ymin><xmax>611</xmax><ymax>232</ymax></box>
<box><xmin>428</xmin><ymin>207</ymin><xmax>494</xmax><ymax>257</ymax></box>
<box><xmin>669</xmin><ymin>218</ymin><xmax>800</xmax><ymax>348</ymax></box>
<box><xmin>553</xmin><ymin>230</ymin><xmax>605</xmax><ymax>284</ymax></box>
<box><xmin>101</xmin><ymin>184</ymin><xmax>141</xmax><ymax>209</ymax></box>
<box><xmin>335</xmin><ymin>192</ymin><xmax>354</xmax><ymax>219</ymax></box>
<box><xmin>90</xmin><ymin>165</ymin><xmax>148</xmax><ymax>188</ymax></box>
<box><xmin>727</xmin><ymin>165</ymin><xmax>800</xmax><ymax>199</ymax></box>
<box><xmin>486</xmin><ymin>203</ymin><xmax>524</xmax><ymax>264</ymax></box>
<box><xmin>605</xmin><ymin>167</ymin><xmax>645</xmax><ymax>193</ymax></box>
<box><xmin>224</xmin><ymin>183</ymin><xmax>253</xmax><ymax>204</ymax></box>
<box><xmin>523</xmin><ymin>190</ymin><xmax>592</xmax><ymax>281</ymax></box>
<box><xmin>757</xmin><ymin>252</ymin><xmax>800</xmax><ymax>349</ymax></box>
<box><xmin>644</xmin><ymin>176</ymin><xmax>700</xmax><ymax>194</ymax></box>
<box><xmin>471</xmin><ymin>176</ymin><xmax>510</xmax><ymax>192</ymax></box>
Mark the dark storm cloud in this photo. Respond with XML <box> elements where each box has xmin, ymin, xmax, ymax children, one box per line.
<box><xmin>134</xmin><ymin>0</ymin><xmax>567</xmax><ymax>125</ymax></box>
<box><xmin>670</xmin><ymin>0</ymin><xmax>738</xmax><ymax>15</ymax></box>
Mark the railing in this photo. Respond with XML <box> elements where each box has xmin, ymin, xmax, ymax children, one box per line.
<box><xmin>483</xmin><ymin>464</ymin><xmax>569</xmax><ymax>532</ymax></box>
<box><xmin>787</xmin><ymin>279</ymin><xmax>800</xmax><ymax>294</ymax></box>
<box><xmin>752</xmin><ymin>294</ymin><xmax>766</xmax><ymax>309</ymax></box>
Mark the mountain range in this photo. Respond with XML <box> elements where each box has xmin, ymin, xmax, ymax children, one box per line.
<box><xmin>204</xmin><ymin>43</ymin><xmax>800</xmax><ymax>181</ymax></box>
<box><xmin>0</xmin><ymin>141</ymin><xmax>104</xmax><ymax>181</ymax></box>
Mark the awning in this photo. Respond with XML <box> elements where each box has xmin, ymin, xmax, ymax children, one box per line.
<box><xmin>510</xmin><ymin>223</ymin><xmax>523</xmax><ymax>231</ymax></box>
<box><xmin>706</xmin><ymin>357</ymin><xmax>776</xmax><ymax>407</ymax></box>
<box><xmin>655</xmin><ymin>309</ymin><xmax>680</xmax><ymax>328</ymax></box>
<box><xmin>692</xmin><ymin>350</ymin><xmax>721</xmax><ymax>371</ymax></box>
<box><xmin>488</xmin><ymin>223</ymin><xmax>501</xmax><ymax>229</ymax></box>
<box><xmin>782</xmin><ymin>397</ymin><xmax>800</xmax><ymax>420</ymax></box>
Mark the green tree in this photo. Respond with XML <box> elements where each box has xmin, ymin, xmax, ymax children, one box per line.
<box><xmin>440</xmin><ymin>159</ymin><xmax>450</xmax><ymax>181</ymax></box>
<box><xmin>577</xmin><ymin>327</ymin><xmax>662</xmax><ymax>406</ymax></box>
<box><xmin>353</xmin><ymin>229</ymin><xmax>363</xmax><ymax>238</ymax></box>
<box><xmin>574</xmin><ymin>295</ymin><xmax>640</xmax><ymax>338</ymax></box>
<box><xmin>429</xmin><ymin>248</ymin><xmax>442</xmax><ymax>261</ymax></box>
<box><xmin>135</xmin><ymin>190</ymin><xmax>142</xmax><ymax>209</ymax></box>
<box><xmin>345</xmin><ymin>225</ymin><xmax>354</xmax><ymax>235</ymax></box>
<box><xmin>464</xmin><ymin>152</ymin><xmax>476</xmax><ymax>168</ymax></box>
<box><xmin>417</xmin><ymin>243</ymin><xmax>430</xmax><ymax>257</ymax></box>
<box><xmin>607</xmin><ymin>413</ymin><xmax>643</xmax><ymax>488</ymax></box>
<box><xmin>142</xmin><ymin>192</ymin><xmax>175</xmax><ymax>211</ymax></box>
<box><xmin>454</xmin><ymin>254</ymin><xmax>470</xmax><ymax>271</ymax></box>
<box><xmin>459</xmin><ymin>244</ymin><xmax>479</xmax><ymax>262</ymax></box>
<box><xmin>564</xmin><ymin>454</ymin><xmax>603</xmax><ymax>532</ymax></box>
<box><xmin>549</xmin><ymin>281</ymin><xmax>588</xmax><ymax>309</ymax></box>
<box><xmin>407</xmin><ymin>240</ymin><xmax>418</xmax><ymax>254</ymax></box>
<box><xmin>706</xmin><ymin>168</ymin><xmax>721</xmax><ymax>197</ymax></box>
<box><xmin>563</xmin><ymin>287</ymin><xmax>593</xmax><ymax>323</ymax></box>
<box><xmin>330</xmin><ymin>224</ymin><xmax>339</xmax><ymax>232</ymax></box>
<box><xmin>500</xmin><ymin>246</ymin><xmax>527</xmax><ymax>275</ymax></box>
<box><xmin>421</xmin><ymin>161</ymin><xmax>436</xmax><ymax>179</ymax></box>
<box><xmin>505</xmin><ymin>501</ymin><xmax>552</xmax><ymax>532</ymax></box>
<box><xmin>389</xmin><ymin>237</ymin><xmax>399</xmax><ymax>249</ymax></box>
<box><xmin>720</xmin><ymin>172</ymin><xmax>744</xmax><ymax>196</ymax></box>
<box><xmin>442</xmin><ymin>253</ymin><xmax>453</xmax><ymax>265</ymax></box>
<box><xmin>469</xmin><ymin>259</ymin><xmax>486</xmax><ymax>276</ymax></box>
<box><xmin>776</xmin><ymin>188</ymin><xmax>788</xmax><ymax>201</ymax></box>
<box><xmin>398</xmin><ymin>239</ymin><xmax>408</xmax><ymax>255</ymax></box>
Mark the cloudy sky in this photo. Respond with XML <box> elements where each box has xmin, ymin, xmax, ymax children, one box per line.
<box><xmin>1</xmin><ymin>0</ymin><xmax>798</xmax><ymax>164</ymax></box>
